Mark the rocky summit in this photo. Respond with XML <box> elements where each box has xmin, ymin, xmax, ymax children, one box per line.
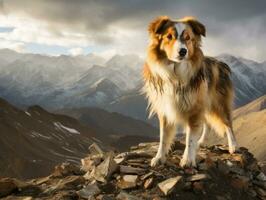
<box><xmin>0</xmin><ymin>142</ymin><xmax>266</xmax><ymax>200</ymax></box>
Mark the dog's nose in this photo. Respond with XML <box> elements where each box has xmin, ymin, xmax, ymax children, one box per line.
<box><xmin>179</xmin><ymin>48</ymin><xmax>187</xmax><ymax>57</ymax></box>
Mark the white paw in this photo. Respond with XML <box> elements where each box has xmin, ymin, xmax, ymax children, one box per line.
<box><xmin>197</xmin><ymin>139</ymin><xmax>205</xmax><ymax>147</ymax></box>
<box><xmin>229</xmin><ymin>142</ymin><xmax>237</xmax><ymax>154</ymax></box>
<box><xmin>180</xmin><ymin>153</ymin><xmax>196</xmax><ymax>168</ymax></box>
<box><xmin>150</xmin><ymin>155</ymin><xmax>166</xmax><ymax>167</ymax></box>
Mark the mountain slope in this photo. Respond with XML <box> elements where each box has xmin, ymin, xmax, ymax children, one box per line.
<box><xmin>233</xmin><ymin>94</ymin><xmax>266</xmax><ymax>119</ymax></box>
<box><xmin>233</xmin><ymin>109</ymin><xmax>266</xmax><ymax>161</ymax></box>
<box><xmin>0</xmin><ymin>97</ymin><xmax>158</xmax><ymax>179</ymax></box>
<box><xmin>0</xmin><ymin>98</ymin><xmax>107</xmax><ymax>179</ymax></box>
<box><xmin>55</xmin><ymin>107</ymin><xmax>158</xmax><ymax>138</ymax></box>
<box><xmin>58</xmin><ymin>78</ymin><xmax>122</xmax><ymax>108</ymax></box>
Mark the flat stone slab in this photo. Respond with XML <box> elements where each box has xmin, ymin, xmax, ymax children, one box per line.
<box><xmin>158</xmin><ymin>176</ymin><xmax>183</xmax><ymax>196</ymax></box>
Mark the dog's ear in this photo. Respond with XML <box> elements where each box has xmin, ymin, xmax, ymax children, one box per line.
<box><xmin>180</xmin><ymin>17</ymin><xmax>206</xmax><ymax>37</ymax></box>
<box><xmin>148</xmin><ymin>16</ymin><xmax>171</xmax><ymax>36</ymax></box>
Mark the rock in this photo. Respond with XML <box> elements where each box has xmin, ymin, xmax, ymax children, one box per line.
<box><xmin>93</xmin><ymin>153</ymin><xmax>118</xmax><ymax>183</ymax></box>
<box><xmin>116</xmin><ymin>191</ymin><xmax>139</xmax><ymax>200</ymax></box>
<box><xmin>186</xmin><ymin>174</ymin><xmax>210</xmax><ymax>182</ymax></box>
<box><xmin>120</xmin><ymin>165</ymin><xmax>146</xmax><ymax>175</ymax></box>
<box><xmin>52</xmin><ymin>162</ymin><xmax>82</xmax><ymax>177</ymax></box>
<box><xmin>1</xmin><ymin>197</ymin><xmax>33</xmax><ymax>200</ymax></box>
<box><xmin>184</xmin><ymin>168</ymin><xmax>198</xmax><ymax>175</ymax></box>
<box><xmin>114</xmin><ymin>157</ymin><xmax>126</xmax><ymax>165</ymax></box>
<box><xmin>230</xmin><ymin>176</ymin><xmax>249</xmax><ymax>189</ymax></box>
<box><xmin>259</xmin><ymin>161</ymin><xmax>266</xmax><ymax>174</ymax></box>
<box><xmin>81</xmin><ymin>156</ymin><xmax>102</xmax><ymax>172</ymax></box>
<box><xmin>44</xmin><ymin>175</ymin><xmax>85</xmax><ymax>193</ymax></box>
<box><xmin>253</xmin><ymin>180</ymin><xmax>266</xmax><ymax>190</ymax></box>
<box><xmin>77</xmin><ymin>182</ymin><xmax>100</xmax><ymax>199</ymax></box>
<box><xmin>216</xmin><ymin>195</ymin><xmax>227</xmax><ymax>200</ymax></box>
<box><xmin>144</xmin><ymin>177</ymin><xmax>154</xmax><ymax>189</ymax></box>
<box><xmin>128</xmin><ymin>163</ymin><xmax>149</xmax><ymax>169</ymax></box>
<box><xmin>0</xmin><ymin>178</ymin><xmax>17</xmax><ymax>197</ymax></box>
<box><xmin>141</xmin><ymin>172</ymin><xmax>154</xmax><ymax>180</ymax></box>
<box><xmin>198</xmin><ymin>162</ymin><xmax>208</xmax><ymax>171</ymax></box>
<box><xmin>255</xmin><ymin>186</ymin><xmax>266</xmax><ymax>197</ymax></box>
<box><xmin>117</xmin><ymin>175</ymin><xmax>138</xmax><ymax>189</ymax></box>
<box><xmin>229</xmin><ymin>166</ymin><xmax>245</xmax><ymax>175</ymax></box>
<box><xmin>2</xmin><ymin>142</ymin><xmax>266</xmax><ymax>200</ymax></box>
<box><xmin>89</xmin><ymin>143</ymin><xmax>104</xmax><ymax>157</ymax></box>
<box><xmin>32</xmin><ymin>176</ymin><xmax>50</xmax><ymax>185</ymax></box>
<box><xmin>115</xmin><ymin>152</ymin><xmax>152</xmax><ymax>162</ymax></box>
<box><xmin>45</xmin><ymin>190</ymin><xmax>79</xmax><ymax>200</ymax></box>
<box><xmin>96</xmin><ymin>194</ymin><xmax>115</xmax><ymax>200</ymax></box>
<box><xmin>193</xmin><ymin>181</ymin><xmax>204</xmax><ymax>193</ymax></box>
<box><xmin>247</xmin><ymin>188</ymin><xmax>257</xmax><ymax>198</ymax></box>
<box><xmin>256</xmin><ymin>172</ymin><xmax>266</xmax><ymax>182</ymax></box>
<box><xmin>183</xmin><ymin>182</ymin><xmax>192</xmax><ymax>190</ymax></box>
<box><xmin>158</xmin><ymin>176</ymin><xmax>183</xmax><ymax>196</ymax></box>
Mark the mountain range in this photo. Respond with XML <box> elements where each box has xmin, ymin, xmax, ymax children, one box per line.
<box><xmin>1</xmin><ymin>49</ymin><xmax>265</xmax><ymax>122</ymax></box>
<box><xmin>0</xmin><ymin>48</ymin><xmax>265</xmax><ymax>166</ymax></box>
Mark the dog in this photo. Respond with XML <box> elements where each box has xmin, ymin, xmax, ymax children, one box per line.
<box><xmin>142</xmin><ymin>16</ymin><xmax>237</xmax><ymax>167</ymax></box>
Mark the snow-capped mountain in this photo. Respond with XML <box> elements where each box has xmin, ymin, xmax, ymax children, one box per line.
<box><xmin>0</xmin><ymin>49</ymin><xmax>265</xmax><ymax>116</ymax></box>
<box><xmin>0</xmin><ymin>49</ymin><xmax>143</xmax><ymax>108</ymax></box>
<box><xmin>58</xmin><ymin>78</ymin><xmax>122</xmax><ymax>108</ymax></box>
<box><xmin>217</xmin><ymin>54</ymin><xmax>266</xmax><ymax>107</ymax></box>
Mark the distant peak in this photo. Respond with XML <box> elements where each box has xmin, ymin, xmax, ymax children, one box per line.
<box><xmin>27</xmin><ymin>105</ymin><xmax>47</xmax><ymax>113</ymax></box>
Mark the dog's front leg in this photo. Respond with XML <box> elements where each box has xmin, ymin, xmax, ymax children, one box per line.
<box><xmin>151</xmin><ymin>116</ymin><xmax>176</xmax><ymax>167</ymax></box>
<box><xmin>180</xmin><ymin>122</ymin><xmax>203</xmax><ymax>167</ymax></box>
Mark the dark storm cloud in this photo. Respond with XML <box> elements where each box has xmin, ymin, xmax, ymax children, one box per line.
<box><xmin>2</xmin><ymin>0</ymin><xmax>265</xmax><ymax>30</ymax></box>
<box><xmin>1</xmin><ymin>0</ymin><xmax>266</xmax><ymax>60</ymax></box>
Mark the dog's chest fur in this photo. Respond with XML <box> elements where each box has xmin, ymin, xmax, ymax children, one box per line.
<box><xmin>143</xmin><ymin>61</ymin><xmax>202</xmax><ymax>124</ymax></box>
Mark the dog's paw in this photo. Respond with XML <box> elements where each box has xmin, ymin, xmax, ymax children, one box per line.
<box><xmin>229</xmin><ymin>142</ymin><xmax>237</xmax><ymax>154</ymax></box>
<box><xmin>150</xmin><ymin>156</ymin><xmax>166</xmax><ymax>167</ymax></box>
<box><xmin>197</xmin><ymin>139</ymin><xmax>205</xmax><ymax>148</ymax></box>
<box><xmin>180</xmin><ymin>154</ymin><xmax>196</xmax><ymax>168</ymax></box>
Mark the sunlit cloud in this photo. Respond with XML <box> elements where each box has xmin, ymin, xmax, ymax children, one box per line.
<box><xmin>0</xmin><ymin>38</ymin><xmax>26</xmax><ymax>52</ymax></box>
<box><xmin>69</xmin><ymin>47</ymin><xmax>84</xmax><ymax>56</ymax></box>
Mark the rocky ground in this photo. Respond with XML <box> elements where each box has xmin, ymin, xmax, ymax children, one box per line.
<box><xmin>0</xmin><ymin>142</ymin><xmax>266</xmax><ymax>200</ymax></box>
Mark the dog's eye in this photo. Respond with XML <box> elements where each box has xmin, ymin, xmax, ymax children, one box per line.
<box><xmin>184</xmin><ymin>34</ymin><xmax>190</xmax><ymax>41</ymax></box>
<box><xmin>167</xmin><ymin>34</ymin><xmax>173</xmax><ymax>40</ymax></box>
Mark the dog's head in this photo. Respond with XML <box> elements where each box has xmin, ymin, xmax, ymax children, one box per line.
<box><xmin>148</xmin><ymin>16</ymin><xmax>206</xmax><ymax>63</ymax></box>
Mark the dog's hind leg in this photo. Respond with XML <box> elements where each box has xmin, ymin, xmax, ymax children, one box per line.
<box><xmin>151</xmin><ymin>116</ymin><xmax>176</xmax><ymax>167</ymax></box>
<box><xmin>197</xmin><ymin>123</ymin><xmax>209</xmax><ymax>147</ymax></box>
<box><xmin>225</xmin><ymin>126</ymin><xmax>237</xmax><ymax>154</ymax></box>
<box><xmin>205</xmin><ymin>113</ymin><xmax>237</xmax><ymax>154</ymax></box>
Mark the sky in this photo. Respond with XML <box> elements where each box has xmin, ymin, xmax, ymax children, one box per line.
<box><xmin>0</xmin><ymin>0</ymin><xmax>265</xmax><ymax>62</ymax></box>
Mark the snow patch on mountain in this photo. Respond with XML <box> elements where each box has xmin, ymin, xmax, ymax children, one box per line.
<box><xmin>54</xmin><ymin>122</ymin><xmax>80</xmax><ymax>134</ymax></box>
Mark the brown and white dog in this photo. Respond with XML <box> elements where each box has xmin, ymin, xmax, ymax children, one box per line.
<box><xmin>142</xmin><ymin>16</ymin><xmax>237</xmax><ymax>167</ymax></box>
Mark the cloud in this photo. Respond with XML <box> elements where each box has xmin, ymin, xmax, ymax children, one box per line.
<box><xmin>0</xmin><ymin>0</ymin><xmax>265</xmax><ymax>61</ymax></box>
<box><xmin>69</xmin><ymin>47</ymin><xmax>84</xmax><ymax>56</ymax></box>
<box><xmin>0</xmin><ymin>38</ymin><xmax>26</xmax><ymax>52</ymax></box>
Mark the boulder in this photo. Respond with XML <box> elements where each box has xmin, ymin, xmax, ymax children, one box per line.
<box><xmin>93</xmin><ymin>153</ymin><xmax>118</xmax><ymax>183</ymax></box>
<box><xmin>0</xmin><ymin>178</ymin><xmax>17</xmax><ymax>197</ymax></box>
